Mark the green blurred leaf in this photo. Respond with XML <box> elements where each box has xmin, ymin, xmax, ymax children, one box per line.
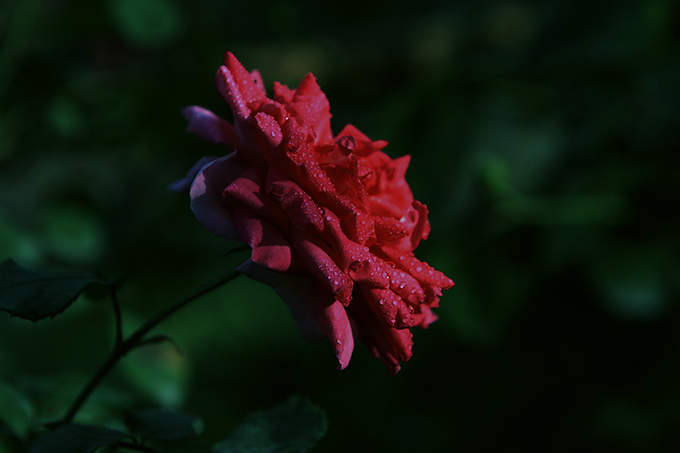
<box><xmin>42</xmin><ymin>205</ymin><xmax>106</xmax><ymax>266</ymax></box>
<box><xmin>45</xmin><ymin>95</ymin><xmax>84</xmax><ymax>139</ymax></box>
<box><xmin>28</xmin><ymin>424</ymin><xmax>125</xmax><ymax>453</ymax></box>
<box><xmin>120</xmin><ymin>342</ymin><xmax>188</xmax><ymax>407</ymax></box>
<box><xmin>212</xmin><ymin>396</ymin><xmax>327</xmax><ymax>453</ymax></box>
<box><xmin>0</xmin><ymin>381</ymin><xmax>34</xmax><ymax>440</ymax></box>
<box><xmin>109</xmin><ymin>0</ymin><xmax>183</xmax><ymax>49</ymax></box>
<box><xmin>0</xmin><ymin>259</ymin><xmax>107</xmax><ymax>322</ymax></box>
<box><xmin>123</xmin><ymin>409</ymin><xmax>202</xmax><ymax>441</ymax></box>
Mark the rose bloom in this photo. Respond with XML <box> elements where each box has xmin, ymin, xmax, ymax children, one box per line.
<box><xmin>171</xmin><ymin>52</ymin><xmax>453</xmax><ymax>375</ymax></box>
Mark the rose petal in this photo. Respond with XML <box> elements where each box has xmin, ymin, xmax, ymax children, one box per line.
<box><xmin>237</xmin><ymin>259</ymin><xmax>325</xmax><ymax>343</ymax></box>
<box><xmin>363</xmin><ymin>287</ymin><xmax>415</xmax><ymax>329</ymax></box>
<box><xmin>237</xmin><ymin>259</ymin><xmax>354</xmax><ymax>369</ymax></box>
<box><xmin>233</xmin><ymin>207</ymin><xmax>293</xmax><ymax>273</ymax></box>
<box><xmin>254</xmin><ymin>111</ymin><xmax>284</xmax><ymax>147</ymax></box>
<box><xmin>412</xmin><ymin>304</ymin><xmax>438</xmax><ymax>329</ymax></box>
<box><xmin>189</xmin><ymin>153</ymin><xmax>246</xmax><ymax>241</ymax></box>
<box><xmin>266</xmin><ymin>167</ymin><xmax>324</xmax><ymax>233</ymax></box>
<box><xmin>224</xmin><ymin>167</ymin><xmax>289</xmax><ymax>229</ymax></box>
<box><xmin>290</xmin><ymin>73</ymin><xmax>332</xmax><ymax>144</ymax></box>
<box><xmin>410</xmin><ymin>200</ymin><xmax>431</xmax><ymax>251</ymax></box>
<box><xmin>168</xmin><ymin>155</ymin><xmax>217</xmax><ymax>194</ymax></box>
<box><xmin>347</xmin><ymin>289</ymin><xmax>413</xmax><ymax>375</ymax></box>
<box><xmin>289</xmin><ymin>228</ymin><xmax>353</xmax><ymax>306</ymax></box>
<box><xmin>182</xmin><ymin>106</ymin><xmax>240</xmax><ymax>148</ymax></box>
<box><xmin>309</xmin><ymin>281</ymin><xmax>354</xmax><ymax>370</ymax></box>
<box><xmin>273</xmin><ymin>81</ymin><xmax>295</xmax><ymax>104</ymax></box>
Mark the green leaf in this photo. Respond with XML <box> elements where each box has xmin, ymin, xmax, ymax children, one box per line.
<box><xmin>212</xmin><ymin>396</ymin><xmax>328</xmax><ymax>453</ymax></box>
<box><xmin>0</xmin><ymin>259</ymin><xmax>107</xmax><ymax>322</ymax></box>
<box><xmin>123</xmin><ymin>409</ymin><xmax>202</xmax><ymax>441</ymax></box>
<box><xmin>0</xmin><ymin>381</ymin><xmax>34</xmax><ymax>439</ymax></box>
<box><xmin>28</xmin><ymin>424</ymin><xmax>126</xmax><ymax>453</ymax></box>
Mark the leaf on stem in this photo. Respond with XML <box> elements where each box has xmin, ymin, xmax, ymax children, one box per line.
<box><xmin>28</xmin><ymin>424</ymin><xmax>126</xmax><ymax>453</ymax></box>
<box><xmin>212</xmin><ymin>396</ymin><xmax>328</xmax><ymax>453</ymax></box>
<box><xmin>123</xmin><ymin>409</ymin><xmax>203</xmax><ymax>441</ymax></box>
<box><xmin>0</xmin><ymin>259</ymin><xmax>107</xmax><ymax>322</ymax></box>
<box><xmin>135</xmin><ymin>334</ymin><xmax>183</xmax><ymax>354</ymax></box>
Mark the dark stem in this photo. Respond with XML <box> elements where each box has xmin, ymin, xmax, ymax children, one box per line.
<box><xmin>54</xmin><ymin>271</ymin><xmax>240</xmax><ymax>426</ymax></box>
<box><xmin>109</xmin><ymin>285</ymin><xmax>123</xmax><ymax>348</ymax></box>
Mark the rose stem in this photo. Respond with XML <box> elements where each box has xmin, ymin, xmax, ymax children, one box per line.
<box><xmin>54</xmin><ymin>271</ymin><xmax>240</xmax><ymax>427</ymax></box>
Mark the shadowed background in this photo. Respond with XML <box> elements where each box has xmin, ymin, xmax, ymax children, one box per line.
<box><xmin>1</xmin><ymin>0</ymin><xmax>679</xmax><ymax>451</ymax></box>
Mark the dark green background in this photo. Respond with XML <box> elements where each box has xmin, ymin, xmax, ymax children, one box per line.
<box><xmin>1</xmin><ymin>0</ymin><xmax>679</xmax><ymax>451</ymax></box>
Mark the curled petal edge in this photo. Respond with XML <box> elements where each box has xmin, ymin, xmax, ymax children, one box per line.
<box><xmin>189</xmin><ymin>153</ymin><xmax>246</xmax><ymax>242</ymax></box>
<box><xmin>237</xmin><ymin>259</ymin><xmax>354</xmax><ymax>369</ymax></box>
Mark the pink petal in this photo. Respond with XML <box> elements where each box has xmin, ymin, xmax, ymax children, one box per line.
<box><xmin>273</xmin><ymin>81</ymin><xmax>295</xmax><ymax>104</ymax></box>
<box><xmin>266</xmin><ymin>167</ymin><xmax>324</xmax><ymax>233</ymax></box>
<box><xmin>223</xmin><ymin>167</ymin><xmax>289</xmax><ymax>230</ymax></box>
<box><xmin>347</xmin><ymin>290</ymin><xmax>413</xmax><ymax>375</ymax></box>
<box><xmin>237</xmin><ymin>259</ymin><xmax>325</xmax><ymax>343</ymax></box>
<box><xmin>237</xmin><ymin>259</ymin><xmax>354</xmax><ymax>369</ymax></box>
<box><xmin>223</xmin><ymin>52</ymin><xmax>267</xmax><ymax>105</ymax></box>
<box><xmin>233</xmin><ymin>207</ymin><xmax>293</xmax><ymax>273</ymax></box>
<box><xmin>168</xmin><ymin>155</ymin><xmax>217</xmax><ymax>194</ymax></box>
<box><xmin>189</xmin><ymin>153</ymin><xmax>246</xmax><ymax>242</ymax></box>
<box><xmin>410</xmin><ymin>200</ymin><xmax>430</xmax><ymax>250</ymax></box>
<box><xmin>310</xmin><ymin>282</ymin><xmax>354</xmax><ymax>370</ymax></box>
<box><xmin>289</xmin><ymin>228</ymin><xmax>353</xmax><ymax>306</ymax></box>
<box><xmin>290</xmin><ymin>73</ymin><xmax>332</xmax><ymax>144</ymax></box>
<box><xmin>182</xmin><ymin>106</ymin><xmax>240</xmax><ymax>148</ymax></box>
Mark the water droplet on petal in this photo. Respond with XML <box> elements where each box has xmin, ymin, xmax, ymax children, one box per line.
<box><xmin>416</xmin><ymin>266</ymin><xmax>423</xmax><ymax>272</ymax></box>
<box><xmin>398</xmin><ymin>281</ymin><xmax>407</xmax><ymax>289</ymax></box>
<box><xmin>392</xmin><ymin>299</ymin><xmax>398</xmax><ymax>306</ymax></box>
<box><xmin>390</xmin><ymin>318</ymin><xmax>396</xmax><ymax>325</ymax></box>
<box><xmin>378</xmin><ymin>298</ymin><xmax>385</xmax><ymax>305</ymax></box>
<box><xmin>336</xmin><ymin>339</ymin><xmax>342</xmax><ymax>345</ymax></box>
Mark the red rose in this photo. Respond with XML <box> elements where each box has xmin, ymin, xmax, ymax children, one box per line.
<box><xmin>172</xmin><ymin>52</ymin><xmax>453</xmax><ymax>374</ymax></box>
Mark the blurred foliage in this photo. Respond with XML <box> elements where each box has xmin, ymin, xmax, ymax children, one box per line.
<box><xmin>0</xmin><ymin>0</ymin><xmax>678</xmax><ymax>451</ymax></box>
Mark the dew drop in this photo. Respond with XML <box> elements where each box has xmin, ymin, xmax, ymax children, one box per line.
<box><xmin>428</xmin><ymin>269</ymin><xmax>434</xmax><ymax>275</ymax></box>
<box><xmin>378</xmin><ymin>298</ymin><xmax>385</xmax><ymax>305</ymax></box>
<box><xmin>333</xmin><ymin>280</ymin><xmax>339</xmax><ymax>286</ymax></box>
<box><xmin>392</xmin><ymin>299</ymin><xmax>398</xmax><ymax>306</ymax></box>
<box><xmin>270</xmin><ymin>131</ymin><xmax>276</xmax><ymax>137</ymax></box>
<box><xmin>398</xmin><ymin>281</ymin><xmax>407</xmax><ymax>289</ymax></box>
<box><xmin>390</xmin><ymin>318</ymin><xmax>396</xmax><ymax>325</ymax></box>
<box><xmin>402</xmin><ymin>318</ymin><xmax>409</xmax><ymax>324</ymax></box>
<box><xmin>416</xmin><ymin>266</ymin><xmax>423</xmax><ymax>272</ymax></box>
<box><xmin>381</xmin><ymin>272</ymin><xmax>388</xmax><ymax>279</ymax></box>
<box><xmin>336</xmin><ymin>339</ymin><xmax>342</xmax><ymax>345</ymax></box>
